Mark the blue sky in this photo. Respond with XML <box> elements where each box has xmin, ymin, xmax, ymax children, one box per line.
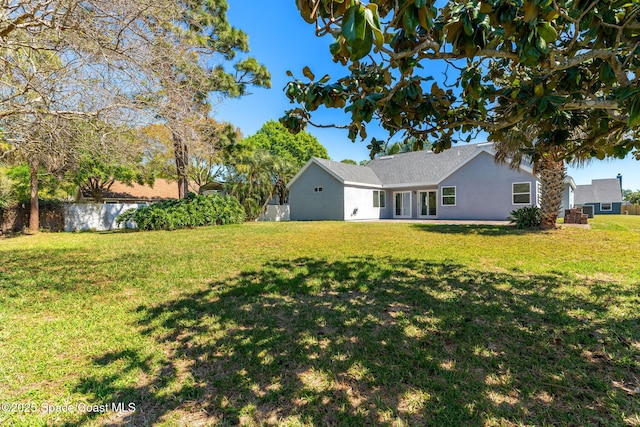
<box><xmin>218</xmin><ymin>2</ymin><xmax>639</xmax><ymax>191</ymax></box>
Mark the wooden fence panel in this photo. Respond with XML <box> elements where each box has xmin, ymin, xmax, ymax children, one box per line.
<box><xmin>622</xmin><ymin>205</ymin><xmax>640</xmax><ymax>215</ymax></box>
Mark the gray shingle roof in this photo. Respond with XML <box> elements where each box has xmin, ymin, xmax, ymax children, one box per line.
<box><xmin>367</xmin><ymin>144</ymin><xmax>489</xmax><ymax>186</ymax></box>
<box><xmin>574</xmin><ymin>178</ymin><xmax>623</xmax><ymax>204</ymax></box>
<box><xmin>314</xmin><ymin>158</ymin><xmax>383</xmax><ymax>186</ymax></box>
<box><xmin>294</xmin><ymin>143</ymin><xmax>512</xmax><ymax>189</ymax></box>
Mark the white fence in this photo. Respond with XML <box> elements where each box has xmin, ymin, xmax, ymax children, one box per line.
<box><xmin>65</xmin><ymin>203</ymin><xmax>142</xmax><ymax>232</ymax></box>
<box><xmin>258</xmin><ymin>205</ymin><xmax>290</xmax><ymax>222</ymax></box>
<box><xmin>65</xmin><ymin>202</ymin><xmax>289</xmax><ymax>231</ymax></box>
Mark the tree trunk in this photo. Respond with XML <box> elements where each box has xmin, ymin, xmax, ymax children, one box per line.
<box><xmin>28</xmin><ymin>158</ymin><xmax>40</xmax><ymax>232</ymax></box>
<box><xmin>538</xmin><ymin>156</ymin><xmax>565</xmax><ymax>229</ymax></box>
<box><xmin>172</xmin><ymin>132</ymin><xmax>189</xmax><ymax>199</ymax></box>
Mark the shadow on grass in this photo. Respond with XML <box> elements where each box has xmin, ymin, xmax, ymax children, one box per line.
<box><xmin>67</xmin><ymin>257</ymin><xmax>639</xmax><ymax>426</ymax></box>
<box><xmin>410</xmin><ymin>224</ymin><xmax>527</xmax><ymax>236</ymax></box>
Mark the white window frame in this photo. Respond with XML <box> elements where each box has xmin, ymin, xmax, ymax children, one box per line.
<box><xmin>600</xmin><ymin>202</ymin><xmax>612</xmax><ymax>212</ymax></box>
<box><xmin>512</xmin><ymin>182</ymin><xmax>532</xmax><ymax>205</ymax></box>
<box><xmin>441</xmin><ymin>186</ymin><xmax>456</xmax><ymax>206</ymax></box>
<box><xmin>373</xmin><ymin>190</ymin><xmax>386</xmax><ymax>208</ymax></box>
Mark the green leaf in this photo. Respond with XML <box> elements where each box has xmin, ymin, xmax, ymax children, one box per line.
<box><xmin>302</xmin><ymin>66</ymin><xmax>315</xmax><ymax>81</ymax></box>
<box><xmin>463</xmin><ymin>18</ymin><xmax>474</xmax><ymax>36</ymax></box>
<box><xmin>628</xmin><ymin>92</ymin><xmax>640</xmax><ymax>128</ymax></box>
<box><xmin>403</xmin><ymin>6</ymin><xmax>421</xmax><ymax>35</ymax></box>
<box><xmin>342</xmin><ymin>5</ymin><xmax>372</xmax><ymax>59</ymax></box>
<box><xmin>364</xmin><ymin>4</ymin><xmax>384</xmax><ymax>48</ymax></box>
<box><xmin>415</xmin><ymin>0</ymin><xmax>427</xmax><ymax>7</ymax></box>
<box><xmin>318</xmin><ymin>74</ymin><xmax>331</xmax><ymax>84</ymax></box>
<box><xmin>599</xmin><ymin>62</ymin><xmax>616</xmax><ymax>86</ymax></box>
<box><xmin>537</xmin><ymin>22</ymin><xmax>557</xmax><ymax>42</ymax></box>
<box><xmin>342</xmin><ymin>5</ymin><xmax>366</xmax><ymax>43</ymax></box>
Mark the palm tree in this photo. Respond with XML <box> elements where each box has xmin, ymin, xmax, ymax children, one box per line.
<box><xmin>494</xmin><ymin>127</ymin><xmax>580</xmax><ymax>229</ymax></box>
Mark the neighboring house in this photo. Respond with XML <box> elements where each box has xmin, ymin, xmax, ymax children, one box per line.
<box><xmin>76</xmin><ymin>179</ymin><xmax>180</xmax><ymax>204</ymax></box>
<box><xmin>574</xmin><ymin>177</ymin><xmax>623</xmax><ymax>216</ymax></box>
<box><xmin>288</xmin><ymin>143</ymin><xmax>543</xmax><ymax>221</ymax></box>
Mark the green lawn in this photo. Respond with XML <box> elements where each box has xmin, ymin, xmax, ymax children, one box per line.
<box><xmin>1</xmin><ymin>216</ymin><xmax>639</xmax><ymax>426</ymax></box>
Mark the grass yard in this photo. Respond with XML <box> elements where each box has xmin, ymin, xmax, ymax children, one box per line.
<box><xmin>0</xmin><ymin>216</ymin><xmax>639</xmax><ymax>426</ymax></box>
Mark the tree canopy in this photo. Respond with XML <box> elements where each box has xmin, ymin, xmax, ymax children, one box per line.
<box><xmin>244</xmin><ymin>120</ymin><xmax>329</xmax><ymax>169</ymax></box>
<box><xmin>625</xmin><ymin>190</ymin><xmax>640</xmax><ymax>205</ymax></box>
<box><xmin>1</xmin><ymin>0</ymin><xmax>270</xmax><ymax>230</ymax></box>
<box><xmin>283</xmin><ymin>0</ymin><xmax>640</xmax><ymax>163</ymax></box>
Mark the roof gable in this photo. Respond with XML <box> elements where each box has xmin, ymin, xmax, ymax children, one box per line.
<box><xmin>288</xmin><ymin>158</ymin><xmax>382</xmax><ymax>188</ymax></box>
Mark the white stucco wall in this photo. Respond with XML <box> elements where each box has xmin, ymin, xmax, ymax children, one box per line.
<box><xmin>258</xmin><ymin>205</ymin><xmax>290</xmax><ymax>222</ymax></box>
<box><xmin>343</xmin><ymin>186</ymin><xmax>383</xmax><ymax>220</ymax></box>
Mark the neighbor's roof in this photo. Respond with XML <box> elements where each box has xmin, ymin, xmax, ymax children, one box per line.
<box><xmin>574</xmin><ymin>178</ymin><xmax>623</xmax><ymax>205</ymax></box>
<box><xmin>101</xmin><ymin>179</ymin><xmax>179</xmax><ymax>200</ymax></box>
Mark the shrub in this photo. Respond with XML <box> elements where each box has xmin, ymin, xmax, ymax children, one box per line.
<box><xmin>509</xmin><ymin>206</ymin><xmax>542</xmax><ymax>229</ymax></box>
<box><xmin>0</xmin><ymin>172</ymin><xmax>14</xmax><ymax>212</ymax></box>
<box><xmin>116</xmin><ymin>194</ymin><xmax>246</xmax><ymax>231</ymax></box>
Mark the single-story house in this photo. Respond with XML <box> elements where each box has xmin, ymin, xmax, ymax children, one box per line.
<box><xmin>574</xmin><ymin>177</ymin><xmax>623</xmax><ymax>216</ymax></box>
<box><xmin>288</xmin><ymin>142</ymin><xmax>543</xmax><ymax>221</ymax></box>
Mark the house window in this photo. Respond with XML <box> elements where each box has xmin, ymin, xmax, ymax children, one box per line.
<box><xmin>441</xmin><ymin>186</ymin><xmax>456</xmax><ymax>206</ymax></box>
<box><xmin>513</xmin><ymin>182</ymin><xmax>531</xmax><ymax>205</ymax></box>
<box><xmin>373</xmin><ymin>190</ymin><xmax>386</xmax><ymax>208</ymax></box>
<box><xmin>314</xmin><ymin>187</ymin><xmax>323</xmax><ymax>192</ymax></box>
<box><xmin>600</xmin><ymin>202</ymin><xmax>612</xmax><ymax>211</ymax></box>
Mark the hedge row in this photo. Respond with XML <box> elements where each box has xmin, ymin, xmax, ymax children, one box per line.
<box><xmin>116</xmin><ymin>194</ymin><xmax>246</xmax><ymax>231</ymax></box>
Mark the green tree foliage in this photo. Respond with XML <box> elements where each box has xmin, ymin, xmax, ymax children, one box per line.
<box><xmin>284</xmin><ymin>0</ymin><xmax>640</xmax><ymax>163</ymax></box>
<box><xmin>0</xmin><ymin>169</ymin><xmax>14</xmax><ymax>211</ymax></box>
<box><xmin>244</xmin><ymin>120</ymin><xmax>329</xmax><ymax>169</ymax></box>
<box><xmin>137</xmin><ymin>119</ymin><xmax>242</xmax><ymax>193</ymax></box>
<box><xmin>225</xmin><ymin>148</ymin><xmax>295</xmax><ymax>219</ymax></box>
<box><xmin>379</xmin><ymin>137</ymin><xmax>433</xmax><ymax>156</ymax></box>
<box><xmin>116</xmin><ymin>194</ymin><xmax>245</xmax><ymax>231</ymax></box>
<box><xmin>147</xmin><ymin>0</ymin><xmax>271</xmax><ymax>198</ymax></box>
<box><xmin>625</xmin><ymin>191</ymin><xmax>640</xmax><ymax>205</ymax></box>
<box><xmin>1</xmin><ymin>1</ymin><xmax>270</xmax><ymax>230</ymax></box>
<box><xmin>5</xmin><ymin>164</ymin><xmax>74</xmax><ymax>202</ymax></box>
<box><xmin>225</xmin><ymin>121</ymin><xmax>330</xmax><ymax>218</ymax></box>
<box><xmin>340</xmin><ymin>159</ymin><xmax>358</xmax><ymax>165</ymax></box>
<box><xmin>69</xmin><ymin>154</ymin><xmax>155</xmax><ymax>203</ymax></box>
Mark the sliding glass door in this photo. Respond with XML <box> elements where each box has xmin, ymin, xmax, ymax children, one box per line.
<box><xmin>419</xmin><ymin>191</ymin><xmax>437</xmax><ymax>218</ymax></box>
<box><xmin>394</xmin><ymin>192</ymin><xmax>411</xmax><ymax>218</ymax></box>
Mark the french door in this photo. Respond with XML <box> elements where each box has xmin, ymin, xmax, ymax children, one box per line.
<box><xmin>394</xmin><ymin>192</ymin><xmax>411</xmax><ymax>218</ymax></box>
<box><xmin>419</xmin><ymin>191</ymin><xmax>437</xmax><ymax>218</ymax></box>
